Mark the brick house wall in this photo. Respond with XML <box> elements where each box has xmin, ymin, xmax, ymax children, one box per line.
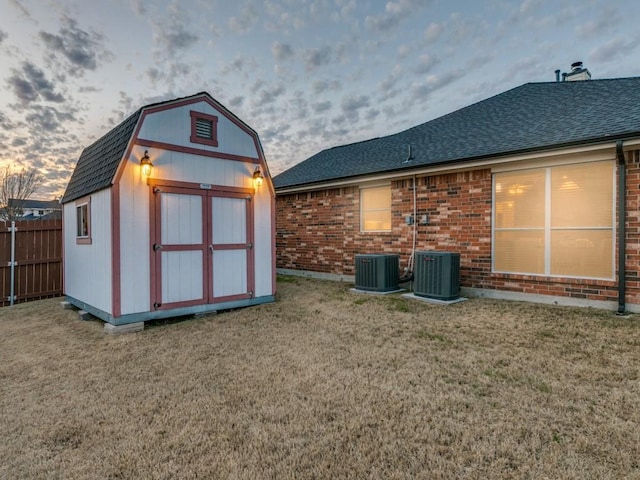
<box><xmin>276</xmin><ymin>151</ymin><xmax>640</xmax><ymax>307</ymax></box>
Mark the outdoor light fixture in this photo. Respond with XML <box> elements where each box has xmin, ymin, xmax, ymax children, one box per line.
<box><xmin>140</xmin><ymin>150</ymin><xmax>153</xmax><ymax>176</ymax></box>
<box><xmin>253</xmin><ymin>166</ymin><xmax>264</xmax><ymax>188</ymax></box>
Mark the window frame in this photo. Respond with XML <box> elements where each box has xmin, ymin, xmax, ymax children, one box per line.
<box><xmin>190</xmin><ymin>110</ymin><xmax>219</xmax><ymax>147</ymax></box>
<box><xmin>360</xmin><ymin>184</ymin><xmax>392</xmax><ymax>233</ymax></box>
<box><xmin>491</xmin><ymin>161</ymin><xmax>615</xmax><ymax>280</ymax></box>
<box><xmin>75</xmin><ymin>196</ymin><xmax>91</xmax><ymax>245</ymax></box>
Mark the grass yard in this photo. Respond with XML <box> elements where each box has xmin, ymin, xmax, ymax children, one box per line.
<box><xmin>1</xmin><ymin>277</ymin><xmax>639</xmax><ymax>479</ymax></box>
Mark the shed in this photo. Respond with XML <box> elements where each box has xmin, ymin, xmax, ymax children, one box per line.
<box><xmin>62</xmin><ymin>92</ymin><xmax>275</xmax><ymax>330</ymax></box>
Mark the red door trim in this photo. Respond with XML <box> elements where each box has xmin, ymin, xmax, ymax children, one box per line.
<box><xmin>150</xmin><ymin>186</ymin><xmax>208</xmax><ymax>311</ymax></box>
<box><xmin>208</xmin><ymin>191</ymin><xmax>255</xmax><ymax>302</ymax></box>
<box><xmin>148</xmin><ymin>178</ymin><xmax>253</xmax><ymax>195</ymax></box>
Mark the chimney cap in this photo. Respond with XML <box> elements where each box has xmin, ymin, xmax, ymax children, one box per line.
<box><xmin>571</xmin><ymin>61</ymin><xmax>583</xmax><ymax>71</ymax></box>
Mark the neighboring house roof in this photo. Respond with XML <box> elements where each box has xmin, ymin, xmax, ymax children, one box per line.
<box><xmin>18</xmin><ymin>210</ymin><xmax>62</xmax><ymax>220</ymax></box>
<box><xmin>8</xmin><ymin>199</ymin><xmax>61</xmax><ymax>210</ymax></box>
<box><xmin>274</xmin><ymin>77</ymin><xmax>640</xmax><ymax>190</ymax></box>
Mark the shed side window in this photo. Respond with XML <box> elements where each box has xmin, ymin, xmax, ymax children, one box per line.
<box><xmin>493</xmin><ymin>160</ymin><xmax>614</xmax><ymax>279</ymax></box>
<box><xmin>76</xmin><ymin>198</ymin><xmax>91</xmax><ymax>245</ymax></box>
<box><xmin>361</xmin><ymin>185</ymin><xmax>391</xmax><ymax>232</ymax></box>
<box><xmin>190</xmin><ymin>110</ymin><xmax>218</xmax><ymax>147</ymax></box>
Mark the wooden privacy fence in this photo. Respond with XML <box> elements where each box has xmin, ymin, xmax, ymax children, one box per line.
<box><xmin>0</xmin><ymin>219</ymin><xmax>63</xmax><ymax>307</ymax></box>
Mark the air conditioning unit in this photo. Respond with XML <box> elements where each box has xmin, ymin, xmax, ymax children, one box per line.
<box><xmin>355</xmin><ymin>254</ymin><xmax>399</xmax><ymax>292</ymax></box>
<box><xmin>414</xmin><ymin>251</ymin><xmax>460</xmax><ymax>300</ymax></box>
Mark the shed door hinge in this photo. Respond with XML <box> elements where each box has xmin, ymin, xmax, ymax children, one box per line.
<box><xmin>246</xmin><ymin>243</ymin><xmax>253</xmax><ymax>249</ymax></box>
<box><xmin>153</xmin><ymin>302</ymin><xmax>161</xmax><ymax>310</ymax></box>
<box><xmin>153</xmin><ymin>244</ymin><xmax>163</xmax><ymax>251</ymax></box>
<box><xmin>153</xmin><ymin>187</ymin><xmax>162</xmax><ymax>194</ymax></box>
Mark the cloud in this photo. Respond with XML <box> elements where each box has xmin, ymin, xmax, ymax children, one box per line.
<box><xmin>151</xmin><ymin>5</ymin><xmax>199</xmax><ymax>57</ymax></box>
<box><xmin>8</xmin><ymin>0</ymin><xmax>32</xmax><ymax>19</ymax></box>
<box><xmin>0</xmin><ymin>111</ymin><xmax>15</xmax><ymax>130</ymax></box>
<box><xmin>397</xmin><ymin>44</ymin><xmax>411</xmax><ymax>58</ymax></box>
<box><xmin>414</xmin><ymin>54</ymin><xmax>439</xmax><ymax>74</ymax></box>
<box><xmin>0</xmin><ymin>30</ymin><xmax>6</xmax><ymax>44</ymax></box>
<box><xmin>589</xmin><ymin>36</ymin><xmax>639</xmax><ymax>64</ymax></box>
<box><xmin>130</xmin><ymin>0</ymin><xmax>146</xmax><ymax>15</ymax></box>
<box><xmin>229</xmin><ymin>96</ymin><xmax>245</xmax><ymax>107</ymax></box>
<box><xmin>229</xmin><ymin>5</ymin><xmax>259</xmax><ymax>34</ymax></box>
<box><xmin>575</xmin><ymin>9</ymin><xmax>618</xmax><ymax>38</ymax></box>
<box><xmin>365</xmin><ymin>0</ymin><xmax>431</xmax><ymax>32</ymax></box>
<box><xmin>341</xmin><ymin>94</ymin><xmax>370</xmax><ymax>121</ymax></box>
<box><xmin>252</xmin><ymin>83</ymin><xmax>286</xmax><ymax>107</ymax></box>
<box><xmin>24</xmin><ymin>105</ymin><xmax>75</xmax><ymax>133</ymax></box>
<box><xmin>424</xmin><ymin>22</ymin><xmax>444</xmax><ymax>44</ymax></box>
<box><xmin>272</xmin><ymin>42</ymin><xmax>294</xmax><ymax>61</ymax></box>
<box><xmin>312</xmin><ymin>101</ymin><xmax>332</xmax><ymax>113</ymax></box>
<box><xmin>304</xmin><ymin>45</ymin><xmax>333</xmax><ymax>71</ymax></box>
<box><xmin>39</xmin><ymin>15</ymin><xmax>112</xmax><ymax>74</ymax></box>
<box><xmin>312</xmin><ymin>79</ymin><xmax>342</xmax><ymax>94</ymax></box>
<box><xmin>410</xmin><ymin>71</ymin><xmax>458</xmax><ymax>100</ymax></box>
<box><xmin>519</xmin><ymin>0</ymin><xmax>542</xmax><ymax>15</ymax></box>
<box><xmin>365</xmin><ymin>108</ymin><xmax>380</xmax><ymax>121</ymax></box>
<box><xmin>7</xmin><ymin>62</ymin><xmax>65</xmax><ymax>105</ymax></box>
<box><xmin>157</xmin><ymin>29</ymin><xmax>198</xmax><ymax>54</ymax></box>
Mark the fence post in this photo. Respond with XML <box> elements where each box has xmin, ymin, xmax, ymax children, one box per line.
<box><xmin>10</xmin><ymin>221</ymin><xmax>15</xmax><ymax>306</ymax></box>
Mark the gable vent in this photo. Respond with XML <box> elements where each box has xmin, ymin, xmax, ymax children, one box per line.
<box><xmin>195</xmin><ymin>118</ymin><xmax>213</xmax><ymax>139</ymax></box>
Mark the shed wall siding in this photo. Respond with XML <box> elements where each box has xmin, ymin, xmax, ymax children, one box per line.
<box><xmin>63</xmin><ymin>188</ymin><xmax>112</xmax><ymax>313</ymax></box>
<box><xmin>137</xmin><ymin>102</ymin><xmax>257</xmax><ymax>159</ymax></box>
<box><xmin>276</xmin><ymin>152</ymin><xmax>640</xmax><ymax>307</ymax></box>
<box><xmin>253</xmin><ymin>186</ymin><xmax>274</xmax><ymax>297</ymax></box>
<box><xmin>118</xmin><ymin>157</ymin><xmax>151</xmax><ymax>315</ymax></box>
<box><xmin>149</xmin><ymin>149</ymin><xmax>255</xmax><ymax>189</ymax></box>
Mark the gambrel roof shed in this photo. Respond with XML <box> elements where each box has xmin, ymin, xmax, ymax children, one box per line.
<box><xmin>274</xmin><ymin>77</ymin><xmax>640</xmax><ymax>190</ymax></box>
<box><xmin>62</xmin><ymin>92</ymin><xmax>275</xmax><ymax>332</ymax></box>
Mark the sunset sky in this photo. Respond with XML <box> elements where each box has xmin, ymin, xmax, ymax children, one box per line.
<box><xmin>1</xmin><ymin>0</ymin><xmax>639</xmax><ymax>198</ymax></box>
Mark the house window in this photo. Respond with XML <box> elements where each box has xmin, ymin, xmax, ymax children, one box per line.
<box><xmin>190</xmin><ymin>110</ymin><xmax>218</xmax><ymax>147</ymax></box>
<box><xmin>361</xmin><ymin>185</ymin><xmax>392</xmax><ymax>232</ymax></box>
<box><xmin>493</xmin><ymin>160</ymin><xmax>614</xmax><ymax>279</ymax></box>
<box><xmin>76</xmin><ymin>198</ymin><xmax>91</xmax><ymax>245</ymax></box>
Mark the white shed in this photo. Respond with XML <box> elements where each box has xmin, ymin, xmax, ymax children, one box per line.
<box><xmin>62</xmin><ymin>92</ymin><xmax>275</xmax><ymax>331</ymax></box>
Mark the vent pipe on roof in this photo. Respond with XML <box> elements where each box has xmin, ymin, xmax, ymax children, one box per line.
<box><xmin>403</xmin><ymin>144</ymin><xmax>414</xmax><ymax>163</ymax></box>
<box><xmin>555</xmin><ymin>69</ymin><xmax>561</xmax><ymax>82</ymax></box>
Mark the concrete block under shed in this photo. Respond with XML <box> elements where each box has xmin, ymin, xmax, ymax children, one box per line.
<box><xmin>60</xmin><ymin>301</ymin><xmax>77</xmax><ymax>310</ymax></box>
<box><xmin>78</xmin><ymin>310</ymin><xmax>95</xmax><ymax>321</ymax></box>
<box><xmin>104</xmin><ymin>322</ymin><xmax>144</xmax><ymax>335</ymax></box>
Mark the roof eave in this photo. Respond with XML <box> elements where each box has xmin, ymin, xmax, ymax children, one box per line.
<box><xmin>275</xmin><ymin>134</ymin><xmax>640</xmax><ymax>194</ymax></box>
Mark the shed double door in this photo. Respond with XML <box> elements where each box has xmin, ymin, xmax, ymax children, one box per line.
<box><xmin>151</xmin><ymin>186</ymin><xmax>254</xmax><ymax>310</ymax></box>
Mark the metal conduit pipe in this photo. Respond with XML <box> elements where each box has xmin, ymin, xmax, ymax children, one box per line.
<box><xmin>616</xmin><ymin>140</ymin><xmax>626</xmax><ymax>314</ymax></box>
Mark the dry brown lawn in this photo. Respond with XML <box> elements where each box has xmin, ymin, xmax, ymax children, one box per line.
<box><xmin>1</xmin><ymin>277</ymin><xmax>639</xmax><ymax>479</ymax></box>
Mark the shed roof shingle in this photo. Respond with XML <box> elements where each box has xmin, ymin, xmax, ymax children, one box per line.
<box><xmin>274</xmin><ymin>77</ymin><xmax>640</xmax><ymax>189</ymax></box>
<box><xmin>62</xmin><ymin>110</ymin><xmax>141</xmax><ymax>203</ymax></box>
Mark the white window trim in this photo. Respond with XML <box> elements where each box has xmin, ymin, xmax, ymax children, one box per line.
<box><xmin>360</xmin><ymin>184</ymin><xmax>392</xmax><ymax>233</ymax></box>
<box><xmin>491</xmin><ymin>162</ymin><xmax>616</xmax><ymax>280</ymax></box>
<box><xmin>75</xmin><ymin>196</ymin><xmax>91</xmax><ymax>245</ymax></box>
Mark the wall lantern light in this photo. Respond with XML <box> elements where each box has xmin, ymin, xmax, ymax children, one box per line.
<box><xmin>140</xmin><ymin>150</ymin><xmax>153</xmax><ymax>176</ymax></box>
<box><xmin>253</xmin><ymin>166</ymin><xmax>264</xmax><ymax>188</ymax></box>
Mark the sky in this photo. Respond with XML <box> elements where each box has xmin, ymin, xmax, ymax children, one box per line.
<box><xmin>1</xmin><ymin>0</ymin><xmax>640</xmax><ymax>199</ymax></box>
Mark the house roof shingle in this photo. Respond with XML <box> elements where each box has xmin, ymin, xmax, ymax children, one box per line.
<box><xmin>274</xmin><ymin>77</ymin><xmax>640</xmax><ymax>190</ymax></box>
